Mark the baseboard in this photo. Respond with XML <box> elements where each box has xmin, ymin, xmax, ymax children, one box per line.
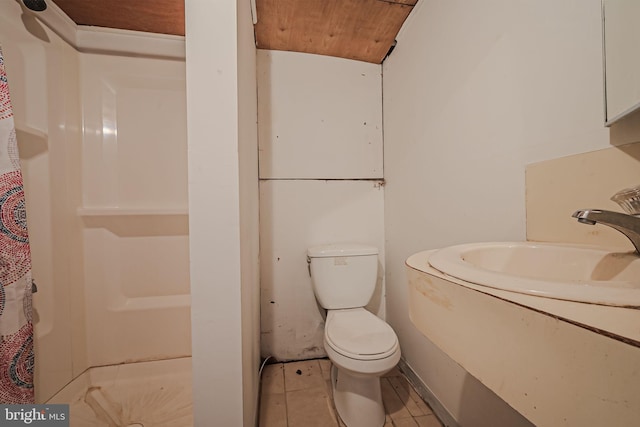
<box><xmin>397</xmin><ymin>358</ymin><xmax>459</xmax><ymax>427</ymax></box>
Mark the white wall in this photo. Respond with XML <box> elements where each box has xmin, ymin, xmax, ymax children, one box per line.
<box><xmin>260</xmin><ymin>180</ymin><xmax>385</xmax><ymax>360</ymax></box>
<box><xmin>257</xmin><ymin>50</ymin><xmax>385</xmax><ymax>361</ymax></box>
<box><xmin>258</xmin><ymin>50</ymin><xmax>383</xmax><ymax>179</ymax></box>
<box><xmin>383</xmin><ymin>0</ymin><xmax>611</xmax><ymax>425</ymax></box>
<box><xmin>186</xmin><ymin>0</ymin><xmax>259</xmax><ymax>425</ymax></box>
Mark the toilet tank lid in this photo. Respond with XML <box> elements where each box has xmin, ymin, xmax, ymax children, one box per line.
<box><xmin>307</xmin><ymin>243</ymin><xmax>378</xmax><ymax>258</ymax></box>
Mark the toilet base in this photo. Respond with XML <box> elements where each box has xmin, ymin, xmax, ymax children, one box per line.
<box><xmin>331</xmin><ymin>365</ymin><xmax>385</xmax><ymax>427</ymax></box>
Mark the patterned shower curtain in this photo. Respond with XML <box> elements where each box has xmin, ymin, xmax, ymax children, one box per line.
<box><xmin>0</xmin><ymin>46</ymin><xmax>35</xmax><ymax>404</ymax></box>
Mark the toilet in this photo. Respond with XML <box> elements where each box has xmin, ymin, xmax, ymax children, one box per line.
<box><xmin>307</xmin><ymin>243</ymin><xmax>401</xmax><ymax>427</ymax></box>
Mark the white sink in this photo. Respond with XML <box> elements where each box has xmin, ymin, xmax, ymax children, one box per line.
<box><xmin>428</xmin><ymin>242</ymin><xmax>640</xmax><ymax>307</ymax></box>
<box><xmin>406</xmin><ymin>246</ymin><xmax>640</xmax><ymax>427</ymax></box>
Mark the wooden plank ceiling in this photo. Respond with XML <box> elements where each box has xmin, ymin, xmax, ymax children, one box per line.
<box><xmin>51</xmin><ymin>0</ymin><xmax>186</xmax><ymax>37</ymax></box>
<box><xmin>255</xmin><ymin>0</ymin><xmax>416</xmax><ymax>63</ymax></box>
<box><xmin>50</xmin><ymin>0</ymin><xmax>417</xmax><ymax>64</ymax></box>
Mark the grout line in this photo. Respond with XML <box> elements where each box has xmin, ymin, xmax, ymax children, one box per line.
<box><xmin>282</xmin><ymin>364</ymin><xmax>289</xmax><ymax>427</ymax></box>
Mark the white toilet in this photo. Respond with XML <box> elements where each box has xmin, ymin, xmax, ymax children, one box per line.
<box><xmin>307</xmin><ymin>243</ymin><xmax>401</xmax><ymax>427</ymax></box>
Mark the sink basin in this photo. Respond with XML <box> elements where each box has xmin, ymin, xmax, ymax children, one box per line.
<box><xmin>428</xmin><ymin>242</ymin><xmax>640</xmax><ymax>307</ymax></box>
<box><xmin>406</xmin><ymin>246</ymin><xmax>640</xmax><ymax>427</ymax></box>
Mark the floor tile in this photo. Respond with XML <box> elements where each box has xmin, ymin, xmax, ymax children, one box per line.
<box><xmin>381</xmin><ymin>377</ymin><xmax>413</xmax><ymax>421</ymax></box>
<box><xmin>284</xmin><ymin>360</ymin><xmax>325</xmax><ymax>392</ymax></box>
<box><xmin>259</xmin><ymin>360</ymin><xmax>444</xmax><ymax>427</ymax></box>
<box><xmin>259</xmin><ymin>392</ymin><xmax>287</xmax><ymax>427</ymax></box>
<box><xmin>393</xmin><ymin>417</ymin><xmax>420</xmax><ymax>427</ymax></box>
<box><xmin>414</xmin><ymin>415</ymin><xmax>444</xmax><ymax>427</ymax></box>
<box><xmin>388</xmin><ymin>376</ymin><xmax>428</xmax><ymax>417</ymax></box>
<box><xmin>262</xmin><ymin>364</ymin><xmax>285</xmax><ymax>394</ymax></box>
<box><xmin>286</xmin><ymin>386</ymin><xmax>338</xmax><ymax>427</ymax></box>
<box><xmin>408</xmin><ymin>387</ymin><xmax>434</xmax><ymax>416</ymax></box>
<box><xmin>384</xmin><ymin>413</ymin><xmax>394</xmax><ymax>427</ymax></box>
<box><xmin>318</xmin><ymin>358</ymin><xmax>332</xmax><ymax>380</ymax></box>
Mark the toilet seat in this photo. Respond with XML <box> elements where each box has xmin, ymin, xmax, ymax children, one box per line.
<box><xmin>325</xmin><ymin>308</ymin><xmax>399</xmax><ymax>361</ymax></box>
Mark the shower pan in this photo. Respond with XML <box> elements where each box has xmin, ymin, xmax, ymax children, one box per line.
<box><xmin>48</xmin><ymin>358</ymin><xmax>192</xmax><ymax>427</ymax></box>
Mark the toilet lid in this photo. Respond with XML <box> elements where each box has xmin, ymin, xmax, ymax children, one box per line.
<box><xmin>325</xmin><ymin>308</ymin><xmax>398</xmax><ymax>360</ymax></box>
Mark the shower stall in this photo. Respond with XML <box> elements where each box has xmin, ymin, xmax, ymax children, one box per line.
<box><xmin>1</xmin><ymin>1</ymin><xmax>192</xmax><ymax>424</ymax></box>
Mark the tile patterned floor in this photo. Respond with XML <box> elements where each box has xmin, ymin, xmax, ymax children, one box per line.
<box><xmin>259</xmin><ymin>359</ymin><xmax>443</xmax><ymax>427</ymax></box>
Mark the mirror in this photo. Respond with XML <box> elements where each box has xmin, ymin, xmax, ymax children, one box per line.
<box><xmin>603</xmin><ymin>0</ymin><xmax>640</xmax><ymax>125</ymax></box>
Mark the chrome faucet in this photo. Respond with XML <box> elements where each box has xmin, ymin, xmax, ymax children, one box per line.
<box><xmin>571</xmin><ymin>209</ymin><xmax>640</xmax><ymax>254</ymax></box>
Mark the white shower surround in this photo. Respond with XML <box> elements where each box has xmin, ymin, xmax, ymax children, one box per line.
<box><xmin>2</xmin><ymin>1</ymin><xmax>261</xmax><ymax>425</ymax></box>
<box><xmin>78</xmin><ymin>52</ymin><xmax>190</xmax><ymax>368</ymax></box>
<box><xmin>0</xmin><ymin>0</ymin><xmax>200</xmax><ymax>421</ymax></box>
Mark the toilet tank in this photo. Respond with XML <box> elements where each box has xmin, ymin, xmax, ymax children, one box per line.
<box><xmin>307</xmin><ymin>243</ymin><xmax>379</xmax><ymax>310</ymax></box>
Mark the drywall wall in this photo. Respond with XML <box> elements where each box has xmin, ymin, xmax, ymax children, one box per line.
<box><xmin>383</xmin><ymin>0</ymin><xmax>614</xmax><ymax>425</ymax></box>
<box><xmin>257</xmin><ymin>50</ymin><xmax>385</xmax><ymax>361</ymax></box>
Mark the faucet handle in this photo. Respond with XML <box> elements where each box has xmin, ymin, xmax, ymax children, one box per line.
<box><xmin>611</xmin><ymin>185</ymin><xmax>640</xmax><ymax>216</ymax></box>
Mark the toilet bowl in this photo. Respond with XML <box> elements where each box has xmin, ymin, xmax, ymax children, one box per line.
<box><xmin>307</xmin><ymin>244</ymin><xmax>401</xmax><ymax>427</ymax></box>
<box><xmin>325</xmin><ymin>308</ymin><xmax>401</xmax><ymax>427</ymax></box>
<box><xmin>324</xmin><ymin>308</ymin><xmax>400</xmax><ymax>377</ymax></box>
